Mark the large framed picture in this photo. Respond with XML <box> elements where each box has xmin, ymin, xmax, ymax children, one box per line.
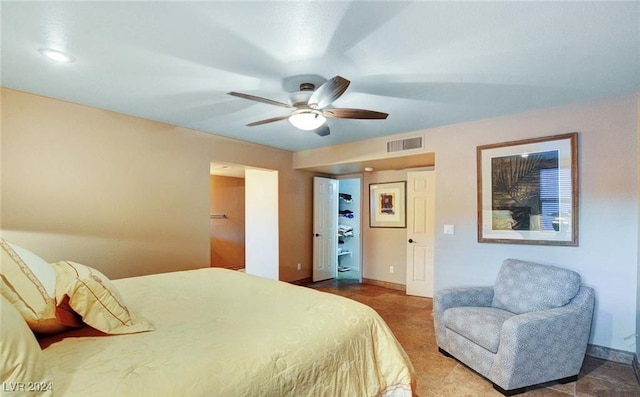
<box><xmin>477</xmin><ymin>132</ymin><xmax>578</xmax><ymax>246</ymax></box>
<box><xmin>369</xmin><ymin>181</ymin><xmax>406</xmax><ymax>228</ymax></box>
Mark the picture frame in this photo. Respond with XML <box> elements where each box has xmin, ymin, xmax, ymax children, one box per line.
<box><xmin>477</xmin><ymin>132</ymin><xmax>578</xmax><ymax>246</ymax></box>
<box><xmin>369</xmin><ymin>181</ymin><xmax>406</xmax><ymax>228</ymax></box>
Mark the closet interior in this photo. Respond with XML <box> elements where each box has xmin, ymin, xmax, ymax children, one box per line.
<box><xmin>337</xmin><ymin>178</ymin><xmax>361</xmax><ymax>281</ymax></box>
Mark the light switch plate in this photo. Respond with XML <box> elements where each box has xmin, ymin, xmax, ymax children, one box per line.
<box><xmin>443</xmin><ymin>224</ymin><xmax>455</xmax><ymax>235</ymax></box>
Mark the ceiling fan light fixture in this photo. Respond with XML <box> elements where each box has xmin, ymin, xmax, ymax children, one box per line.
<box><xmin>288</xmin><ymin>109</ymin><xmax>326</xmax><ymax>131</ymax></box>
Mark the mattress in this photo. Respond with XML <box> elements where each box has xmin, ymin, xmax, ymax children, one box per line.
<box><xmin>40</xmin><ymin>268</ymin><xmax>415</xmax><ymax>396</ymax></box>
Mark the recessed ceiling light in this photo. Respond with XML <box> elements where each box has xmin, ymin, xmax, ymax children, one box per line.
<box><xmin>364</xmin><ymin>167</ymin><xmax>374</xmax><ymax>172</ymax></box>
<box><xmin>38</xmin><ymin>48</ymin><xmax>75</xmax><ymax>63</ymax></box>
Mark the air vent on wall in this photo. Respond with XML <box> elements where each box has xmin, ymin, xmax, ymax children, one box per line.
<box><xmin>387</xmin><ymin>136</ymin><xmax>423</xmax><ymax>152</ymax></box>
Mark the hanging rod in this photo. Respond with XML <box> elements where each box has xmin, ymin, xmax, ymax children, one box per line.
<box><xmin>210</xmin><ymin>214</ymin><xmax>228</xmax><ymax>219</ymax></box>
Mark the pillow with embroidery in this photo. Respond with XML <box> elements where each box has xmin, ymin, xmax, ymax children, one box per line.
<box><xmin>0</xmin><ymin>239</ymin><xmax>67</xmax><ymax>334</ymax></box>
<box><xmin>52</xmin><ymin>261</ymin><xmax>154</xmax><ymax>334</ymax></box>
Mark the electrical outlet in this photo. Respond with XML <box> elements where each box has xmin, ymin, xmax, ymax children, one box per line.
<box><xmin>297</xmin><ymin>263</ymin><xmax>301</xmax><ymax>271</ymax></box>
<box><xmin>389</xmin><ymin>265</ymin><xmax>394</xmax><ymax>274</ymax></box>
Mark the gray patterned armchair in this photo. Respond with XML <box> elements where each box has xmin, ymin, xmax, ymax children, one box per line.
<box><xmin>434</xmin><ymin>259</ymin><xmax>595</xmax><ymax>396</ymax></box>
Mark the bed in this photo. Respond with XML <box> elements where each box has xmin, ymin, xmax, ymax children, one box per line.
<box><xmin>32</xmin><ymin>267</ymin><xmax>415</xmax><ymax>396</ymax></box>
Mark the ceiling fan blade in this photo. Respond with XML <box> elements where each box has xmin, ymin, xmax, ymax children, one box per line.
<box><xmin>227</xmin><ymin>92</ymin><xmax>294</xmax><ymax>109</ymax></box>
<box><xmin>246</xmin><ymin>115</ymin><xmax>290</xmax><ymax>127</ymax></box>
<box><xmin>308</xmin><ymin>76</ymin><xmax>350</xmax><ymax>108</ymax></box>
<box><xmin>323</xmin><ymin>108</ymin><xmax>388</xmax><ymax>119</ymax></box>
<box><xmin>312</xmin><ymin>125</ymin><xmax>330</xmax><ymax>137</ymax></box>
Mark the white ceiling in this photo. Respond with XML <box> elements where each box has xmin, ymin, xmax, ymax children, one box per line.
<box><xmin>2</xmin><ymin>1</ymin><xmax>639</xmax><ymax>152</ymax></box>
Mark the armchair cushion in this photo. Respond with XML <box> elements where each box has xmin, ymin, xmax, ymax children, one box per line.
<box><xmin>444</xmin><ymin>307</ymin><xmax>515</xmax><ymax>353</ymax></box>
<box><xmin>492</xmin><ymin>259</ymin><xmax>581</xmax><ymax>314</ymax></box>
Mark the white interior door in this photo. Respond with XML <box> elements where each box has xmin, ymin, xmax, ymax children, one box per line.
<box><xmin>406</xmin><ymin>170</ymin><xmax>435</xmax><ymax>297</ymax></box>
<box><xmin>313</xmin><ymin>177</ymin><xmax>338</xmax><ymax>282</ymax></box>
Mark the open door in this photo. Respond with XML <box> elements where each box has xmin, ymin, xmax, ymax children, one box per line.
<box><xmin>406</xmin><ymin>170</ymin><xmax>435</xmax><ymax>297</ymax></box>
<box><xmin>313</xmin><ymin>176</ymin><xmax>338</xmax><ymax>282</ymax></box>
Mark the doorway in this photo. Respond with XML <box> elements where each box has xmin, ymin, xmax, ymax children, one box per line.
<box><xmin>312</xmin><ymin>176</ymin><xmax>363</xmax><ymax>283</ymax></box>
<box><xmin>210</xmin><ymin>163</ymin><xmax>279</xmax><ymax>280</ymax></box>
<box><xmin>209</xmin><ymin>165</ymin><xmax>246</xmax><ymax>270</ymax></box>
<box><xmin>337</xmin><ymin>177</ymin><xmax>362</xmax><ymax>282</ymax></box>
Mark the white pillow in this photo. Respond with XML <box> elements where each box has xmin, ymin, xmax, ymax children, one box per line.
<box><xmin>0</xmin><ymin>239</ymin><xmax>66</xmax><ymax>334</ymax></box>
<box><xmin>4</xmin><ymin>241</ymin><xmax>55</xmax><ymax>297</ymax></box>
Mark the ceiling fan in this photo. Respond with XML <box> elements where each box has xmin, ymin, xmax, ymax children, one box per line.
<box><xmin>227</xmin><ymin>76</ymin><xmax>388</xmax><ymax>137</ymax></box>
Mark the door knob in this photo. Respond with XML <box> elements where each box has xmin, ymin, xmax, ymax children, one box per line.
<box><xmin>314</xmin><ymin>233</ymin><xmax>321</xmax><ymax>237</ymax></box>
<box><xmin>408</xmin><ymin>238</ymin><xmax>416</xmax><ymax>243</ymax></box>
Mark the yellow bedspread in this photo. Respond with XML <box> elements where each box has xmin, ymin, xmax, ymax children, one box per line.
<box><xmin>42</xmin><ymin>268</ymin><xmax>415</xmax><ymax>396</ymax></box>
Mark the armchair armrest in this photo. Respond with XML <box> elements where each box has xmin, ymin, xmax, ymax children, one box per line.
<box><xmin>489</xmin><ymin>286</ymin><xmax>595</xmax><ymax>390</ymax></box>
<box><xmin>433</xmin><ymin>287</ymin><xmax>494</xmax><ymax>348</ymax></box>
<box><xmin>434</xmin><ymin>286</ymin><xmax>494</xmax><ymax>313</ymax></box>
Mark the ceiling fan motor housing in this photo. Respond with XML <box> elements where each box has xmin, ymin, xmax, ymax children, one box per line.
<box><xmin>289</xmin><ymin>83</ymin><xmax>316</xmax><ymax>107</ymax></box>
<box><xmin>299</xmin><ymin>82</ymin><xmax>315</xmax><ymax>91</ymax></box>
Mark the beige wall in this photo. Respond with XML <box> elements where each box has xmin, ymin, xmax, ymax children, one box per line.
<box><xmin>429</xmin><ymin>94</ymin><xmax>639</xmax><ymax>353</ymax></box>
<box><xmin>361</xmin><ymin>170</ymin><xmax>411</xmax><ymax>285</ymax></box>
<box><xmin>1</xmin><ymin>88</ymin><xmax>313</xmax><ymax>281</ymax></box>
<box><xmin>298</xmin><ymin>93</ymin><xmax>640</xmax><ymax>353</ymax></box>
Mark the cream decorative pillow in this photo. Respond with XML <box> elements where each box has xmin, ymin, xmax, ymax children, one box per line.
<box><xmin>53</xmin><ymin>261</ymin><xmax>154</xmax><ymax>334</ymax></box>
<box><xmin>0</xmin><ymin>239</ymin><xmax>67</xmax><ymax>334</ymax></box>
<box><xmin>0</xmin><ymin>296</ymin><xmax>54</xmax><ymax>396</ymax></box>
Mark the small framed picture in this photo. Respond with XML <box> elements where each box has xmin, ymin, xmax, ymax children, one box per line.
<box><xmin>477</xmin><ymin>132</ymin><xmax>578</xmax><ymax>246</ymax></box>
<box><xmin>369</xmin><ymin>181</ymin><xmax>406</xmax><ymax>228</ymax></box>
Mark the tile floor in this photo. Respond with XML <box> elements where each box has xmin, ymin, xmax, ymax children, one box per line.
<box><xmin>305</xmin><ymin>278</ymin><xmax>640</xmax><ymax>397</ymax></box>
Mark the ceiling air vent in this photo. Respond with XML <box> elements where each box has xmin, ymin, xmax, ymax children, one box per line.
<box><xmin>387</xmin><ymin>136</ymin><xmax>423</xmax><ymax>153</ymax></box>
